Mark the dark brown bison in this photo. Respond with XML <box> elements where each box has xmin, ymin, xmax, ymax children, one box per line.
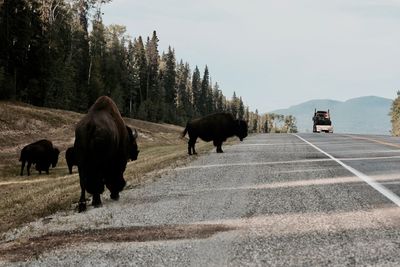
<box><xmin>19</xmin><ymin>139</ymin><xmax>60</xmax><ymax>176</ymax></box>
<box><xmin>65</xmin><ymin>146</ymin><xmax>77</xmax><ymax>174</ymax></box>
<box><xmin>182</xmin><ymin>113</ymin><xmax>248</xmax><ymax>155</ymax></box>
<box><xmin>74</xmin><ymin>96</ymin><xmax>139</xmax><ymax>212</ymax></box>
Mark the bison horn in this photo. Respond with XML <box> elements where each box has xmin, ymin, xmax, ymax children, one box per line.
<box><xmin>132</xmin><ymin>128</ymin><xmax>138</xmax><ymax>139</ymax></box>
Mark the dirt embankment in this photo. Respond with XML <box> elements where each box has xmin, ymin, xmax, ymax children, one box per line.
<box><xmin>0</xmin><ymin>101</ymin><xmax>211</xmax><ymax>234</ymax></box>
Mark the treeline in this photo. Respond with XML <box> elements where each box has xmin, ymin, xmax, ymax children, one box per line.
<box><xmin>0</xmin><ymin>0</ymin><xmax>250</xmax><ymax>125</ymax></box>
<box><xmin>248</xmin><ymin>111</ymin><xmax>298</xmax><ymax>133</ymax></box>
<box><xmin>391</xmin><ymin>91</ymin><xmax>400</xmax><ymax>136</ymax></box>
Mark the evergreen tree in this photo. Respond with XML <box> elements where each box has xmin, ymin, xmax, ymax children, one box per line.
<box><xmin>192</xmin><ymin>66</ymin><xmax>201</xmax><ymax>116</ymax></box>
<box><xmin>103</xmin><ymin>24</ymin><xmax>129</xmax><ymax>111</ymax></box>
<box><xmin>199</xmin><ymin>65</ymin><xmax>210</xmax><ymax>115</ymax></box>
<box><xmin>238</xmin><ymin>96</ymin><xmax>245</xmax><ymax>120</ymax></box>
<box><xmin>132</xmin><ymin>36</ymin><xmax>147</xmax><ymax>106</ymax></box>
<box><xmin>145</xmin><ymin>31</ymin><xmax>162</xmax><ymax>121</ymax></box>
<box><xmin>176</xmin><ymin>60</ymin><xmax>192</xmax><ymax>124</ymax></box>
<box><xmin>0</xmin><ymin>0</ymin><xmax>42</xmax><ymax>101</ymax></box>
<box><xmin>245</xmin><ymin>106</ymin><xmax>250</xmax><ymax>123</ymax></box>
<box><xmin>88</xmin><ymin>8</ymin><xmax>106</xmax><ymax>107</ymax></box>
<box><xmin>231</xmin><ymin>91</ymin><xmax>238</xmax><ymax>118</ymax></box>
<box><xmin>126</xmin><ymin>40</ymin><xmax>140</xmax><ymax>117</ymax></box>
<box><xmin>213</xmin><ymin>83</ymin><xmax>223</xmax><ymax>112</ymax></box>
<box><xmin>71</xmin><ymin>0</ymin><xmax>91</xmax><ymax>111</ymax></box>
<box><xmin>162</xmin><ymin>46</ymin><xmax>177</xmax><ymax>123</ymax></box>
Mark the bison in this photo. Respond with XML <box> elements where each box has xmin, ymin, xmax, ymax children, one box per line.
<box><xmin>65</xmin><ymin>146</ymin><xmax>77</xmax><ymax>174</ymax></box>
<box><xmin>182</xmin><ymin>113</ymin><xmax>248</xmax><ymax>155</ymax></box>
<box><xmin>19</xmin><ymin>139</ymin><xmax>60</xmax><ymax>176</ymax></box>
<box><xmin>74</xmin><ymin>96</ymin><xmax>139</xmax><ymax>212</ymax></box>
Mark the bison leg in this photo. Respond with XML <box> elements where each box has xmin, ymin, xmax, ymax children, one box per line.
<box><xmin>68</xmin><ymin>164</ymin><xmax>72</xmax><ymax>174</ymax></box>
<box><xmin>92</xmin><ymin>194</ymin><xmax>102</xmax><ymax>208</ymax></box>
<box><xmin>188</xmin><ymin>137</ymin><xmax>197</xmax><ymax>155</ymax></box>
<box><xmin>27</xmin><ymin>162</ymin><xmax>32</xmax><ymax>176</ymax></box>
<box><xmin>107</xmin><ymin>171</ymin><xmax>126</xmax><ymax>201</ymax></box>
<box><xmin>20</xmin><ymin>161</ymin><xmax>26</xmax><ymax>176</ymax></box>
<box><xmin>213</xmin><ymin>140</ymin><xmax>224</xmax><ymax>153</ymax></box>
<box><xmin>78</xmin><ymin>178</ymin><xmax>87</xmax><ymax>212</ymax></box>
<box><xmin>110</xmin><ymin>192</ymin><xmax>120</xmax><ymax>200</ymax></box>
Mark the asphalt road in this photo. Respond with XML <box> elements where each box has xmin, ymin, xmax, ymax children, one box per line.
<box><xmin>2</xmin><ymin>133</ymin><xmax>400</xmax><ymax>266</ymax></box>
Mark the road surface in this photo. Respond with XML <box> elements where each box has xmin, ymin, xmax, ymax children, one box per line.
<box><xmin>1</xmin><ymin>133</ymin><xmax>400</xmax><ymax>266</ymax></box>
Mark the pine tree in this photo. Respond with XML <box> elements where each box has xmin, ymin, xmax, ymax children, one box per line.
<box><xmin>145</xmin><ymin>31</ymin><xmax>162</xmax><ymax>121</ymax></box>
<box><xmin>238</xmin><ymin>96</ymin><xmax>245</xmax><ymax>120</ymax></box>
<box><xmin>192</xmin><ymin>66</ymin><xmax>201</xmax><ymax>116</ymax></box>
<box><xmin>103</xmin><ymin>24</ymin><xmax>129</xmax><ymax>111</ymax></box>
<box><xmin>245</xmin><ymin>106</ymin><xmax>250</xmax><ymax>123</ymax></box>
<box><xmin>199</xmin><ymin>65</ymin><xmax>210</xmax><ymax>116</ymax></box>
<box><xmin>126</xmin><ymin>40</ymin><xmax>140</xmax><ymax>117</ymax></box>
<box><xmin>231</xmin><ymin>91</ymin><xmax>238</xmax><ymax>118</ymax></box>
<box><xmin>146</xmin><ymin>31</ymin><xmax>160</xmax><ymax>101</ymax></box>
<box><xmin>0</xmin><ymin>0</ymin><xmax>42</xmax><ymax>101</ymax></box>
<box><xmin>162</xmin><ymin>46</ymin><xmax>177</xmax><ymax>123</ymax></box>
<box><xmin>71</xmin><ymin>0</ymin><xmax>91</xmax><ymax>111</ymax></box>
<box><xmin>176</xmin><ymin>60</ymin><xmax>192</xmax><ymax>124</ymax></box>
<box><xmin>88</xmin><ymin>8</ymin><xmax>106</xmax><ymax>107</ymax></box>
<box><xmin>206</xmin><ymin>79</ymin><xmax>213</xmax><ymax>114</ymax></box>
<box><xmin>212</xmin><ymin>83</ymin><xmax>222</xmax><ymax>112</ymax></box>
<box><xmin>133</xmin><ymin>36</ymin><xmax>147</xmax><ymax>106</ymax></box>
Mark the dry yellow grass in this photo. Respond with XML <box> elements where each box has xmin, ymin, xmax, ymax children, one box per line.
<box><xmin>0</xmin><ymin>101</ymin><xmax>213</xmax><ymax>234</ymax></box>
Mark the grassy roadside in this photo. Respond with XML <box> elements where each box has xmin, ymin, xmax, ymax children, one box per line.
<box><xmin>0</xmin><ymin>101</ymin><xmax>213</xmax><ymax>234</ymax></box>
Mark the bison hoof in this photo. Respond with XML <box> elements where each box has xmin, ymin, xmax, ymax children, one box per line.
<box><xmin>78</xmin><ymin>202</ymin><xmax>87</xmax><ymax>212</ymax></box>
<box><xmin>110</xmin><ymin>192</ymin><xmax>120</xmax><ymax>201</ymax></box>
<box><xmin>92</xmin><ymin>202</ymin><xmax>102</xmax><ymax>208</ymax></box>
<box><xmin>92</xmin><ymin>195</ymin><xmax>102</xmax><ymax>208</ymax></box>
<box><xmin>217</xmin><ymin>150</ymin><xmax>224</xmax><ymax>153</ymax></box>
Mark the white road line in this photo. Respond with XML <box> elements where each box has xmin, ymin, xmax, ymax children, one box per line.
<box><xmin>339</xmin><ymin>155</ymin><xmax>400</xmax><ymax>161</ymax></box>
<box><xmin>293</xmin><ymin>134</ymin><xmax>400</xmax><ymax>207</ymax></box>
<box><xmin>176</xmin><ymin>155</ymin><xmax>400</xmax><ymax>171</ymax></box>
<box><xmin>176</xmin><ymin>158</ymin><xmax>333</xmax><ymax>170</ymax></box>
<box><xmin>238</xmin><ymin>143</ymin><xmax>308</xmax><ymax>146</ymax></box>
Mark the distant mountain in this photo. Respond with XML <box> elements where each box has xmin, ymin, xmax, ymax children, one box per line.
<box><xmin>271</xmin><ymin>96</ymin><xmax>392</xmax><ymax>134</ymax></box>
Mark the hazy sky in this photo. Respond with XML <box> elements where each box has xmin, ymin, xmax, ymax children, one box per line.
<box><xmin>101</xmin><ymin>0</ymin><xmax>400</xmax><ymax>112</ymax></box>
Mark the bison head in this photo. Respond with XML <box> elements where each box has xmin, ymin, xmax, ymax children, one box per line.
<box><xmin>236</xmin><ymin>120</ymin><xmax>248</xmax><ymax>141</ymax></box>
<box><xmin>52</xmin><ymin>148</ymin><xmax>60</xmax><ymax>167</ymax></box>
<box><xmin>126</xmin><ymin>126</ymin><xmax>139</xmax><ymax>161</ymax></box>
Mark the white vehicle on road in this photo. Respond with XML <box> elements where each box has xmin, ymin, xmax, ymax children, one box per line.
<box><xmin>313</xmin><ymin>109</ymin><xmax>333</xmax><ymax>133</ymax></box>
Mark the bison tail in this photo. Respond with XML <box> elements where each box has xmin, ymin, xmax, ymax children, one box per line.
<box><xmin>181</xmin><ymin>126</ymin><xmax>188</xmax><ymax>138</ymax></box>
<box><xmin>19</xmin><ymin>147</ymin><xmax>26</xmax><ymax>162</ymax></box>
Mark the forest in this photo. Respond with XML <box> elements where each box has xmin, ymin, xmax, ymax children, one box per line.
<box><xmin>0</xmin><ymin>0</ymin><xmax>298</xmax><ymax>133</ymax></box>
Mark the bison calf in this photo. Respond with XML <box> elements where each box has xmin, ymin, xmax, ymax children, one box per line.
<box><xmin>20</xmin><ymin>139</ymin><xmax>60</xmax><ymax>176</ymax></box>
<box><xmin>182</xmin><ymin>113</ymin><xmax>248</xmax><ymax>155</ymax></box>
<box><xmin>65</xmin><ymin>146</ymin><xmax>77</xmax><ymax>174</ymax></box>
